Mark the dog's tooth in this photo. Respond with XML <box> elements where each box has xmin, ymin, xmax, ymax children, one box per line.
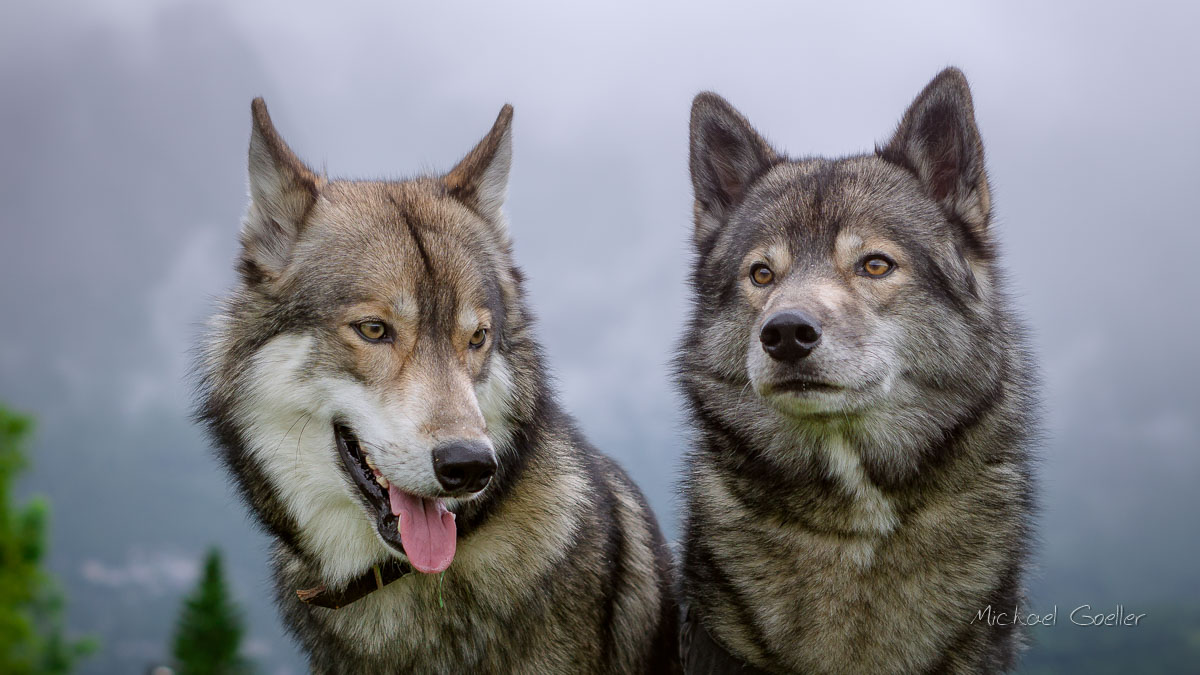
<box><xmin>376</xmin><ymin>475</ymin><xmax>389</xmax><ymax>489</ymax></box>
<box><xmin>365</xmin><ymin>454</ymin><xmax>378</xmax><ymax>470</ymax></box>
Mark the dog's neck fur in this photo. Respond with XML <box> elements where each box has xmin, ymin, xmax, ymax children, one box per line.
<box><xmin>681</xmin><ymin>361</ymin><xmax>1032</xmax><ymax>672</ymax></box>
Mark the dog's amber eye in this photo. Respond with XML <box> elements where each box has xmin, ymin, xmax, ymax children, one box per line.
<box><xmin>750</xmin><ymin>263</ymin><xmax>774</xmax><ymax>286</ymax></box>
<box><xmin>858</xmin><ymin>255</ymin><xmax>895</xmax><ymax>278</ymax></box>
<box><xmin>469</xmin><ymin>328</ymin><xmax>488</xmax><ymax>349</ymax></box>
<box><xmin>354</xmin><ymin>321</ymin><xmax>391</xmax><ymax>342</ymax></box>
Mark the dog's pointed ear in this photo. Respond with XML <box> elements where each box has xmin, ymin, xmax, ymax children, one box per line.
<box><xmin>689</xmin><ymin>92</ymin><xmax>778</xmax><ymax>246</ymax></box>
<box><xmin>879</xmin><ymin>68</ymin><xmax>991</xmax><ymax>234</ymax></box>
<box><xmin>242</xmin><ymin>97</ymin><xmax>321</xmax><ymax>285</ymax></box>
<box><xmin>444</xmin><ymin>105</ymin><xmax>513</xmax><ymax>227</ymax></box>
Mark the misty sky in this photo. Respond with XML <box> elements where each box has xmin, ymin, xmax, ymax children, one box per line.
<box><xmin>1</xmin><ymin>1</ymin><xmax>1198</xmax><ymax>672</ymax></box>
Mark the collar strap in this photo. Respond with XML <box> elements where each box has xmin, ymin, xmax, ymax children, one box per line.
<box><xmin>295</xmin><ymin>559</ymin><xmax>413</xmax><ymax>609</ymax></box>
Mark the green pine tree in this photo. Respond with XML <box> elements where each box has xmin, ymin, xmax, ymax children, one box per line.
<box><xmin>0</xmin><ymin>405</ymin><xmax>96</xmax><ymax>674</ymax></box>
<box><xmin>171</xmin><ymin>548</ymin><xmax>253</xmax><ymax>675</ymax></box>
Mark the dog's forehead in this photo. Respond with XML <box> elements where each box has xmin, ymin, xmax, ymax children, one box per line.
<box><xmin>733</xmin><ymin>157</ymin><xmax>934</xmax><ymax>255</ymax></box>
<box><xmin>297</xmin><ymin>180</ymin><xmax>497</xmax><ymax>306</ymax></box>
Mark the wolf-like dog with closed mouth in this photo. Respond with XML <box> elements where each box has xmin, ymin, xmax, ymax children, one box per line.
<box><xmin>677</xmin><ymin>68</ymin><xmax>1037</xmax><ymax>674</ymax></box>
<box><xmin>195</xmin><ymin>100</ymin><xmax>679</xmax><ymax>674</ymax></box>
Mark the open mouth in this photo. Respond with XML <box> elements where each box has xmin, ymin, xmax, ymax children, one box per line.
<box><xmin>333</xmin><ymin>423</ymin><xmax>457</xmax><ymax>574</ymax></box>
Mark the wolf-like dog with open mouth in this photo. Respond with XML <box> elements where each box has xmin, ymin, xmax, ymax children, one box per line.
<box><xmin>677</xmin><ymin>69</ymin><xmax>1038</xmax><ymax>674</ymax></box>
<box><xmin>195</xmin><ymin>100</ymin><xmax>679</xmax><ymax>674</ymax></box>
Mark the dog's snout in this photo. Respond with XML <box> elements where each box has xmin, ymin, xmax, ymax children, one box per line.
<box><xmin>432</xmin><ymin>441</ymin><xmax>496</xmax><ymax>494</ymax></box>
<box><xmin>760</xmin><ymin>310</ymin><xmax>822</xmax><ymax>362</ymax></box>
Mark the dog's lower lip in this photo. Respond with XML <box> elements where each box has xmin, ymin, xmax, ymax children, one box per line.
<box><xmin>769</xmin><ymin>379</ymin><xmax>840</xmax><ymax>394</ymax></box>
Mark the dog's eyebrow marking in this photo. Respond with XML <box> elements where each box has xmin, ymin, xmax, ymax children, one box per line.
<box><xmin>392</xmin><ymin>295</ymin><xmax>417</xmax><ymax>321</ymax></box>
<box><xmin>834</xmin><ymin>230</ymin><xmax>865</xmax><ymax>267</ymax></box>
<box><xmin>458</xmin><ymin>306</ymin><xmax>483</xmax><ymax>332</ymax></box>
<box><xmin>389</xmin><ymin>195</ymin><xmax>433</xmax><ymax>276</ymax></box>
<box><xmin>836</xmin><ymin>231</ymin><xmax>863</xmax><ymax>250</ymax></box>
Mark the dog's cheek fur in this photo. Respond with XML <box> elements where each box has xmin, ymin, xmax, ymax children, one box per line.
<box><xmin>475</xmin><ymin>352</ymin><xmax>518</xmax><ymax>457</ymax></box>
<box><xmin>233</xmin><ymin>333</ymin><xmax>391</xmax><ymax>586</ymax></box>
<box><xmin>699</xmin><ymin>308</ymin><xmax>759</xmax><ymax>385</ymax></box>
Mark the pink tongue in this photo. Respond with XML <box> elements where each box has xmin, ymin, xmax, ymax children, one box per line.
<box><xmin>388</xmin><ymin>484</ymin><xmax>456</xmax><ymax>574</ymax></box>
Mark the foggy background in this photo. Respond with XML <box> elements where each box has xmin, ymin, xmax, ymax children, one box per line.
<box><xmin>1</xmin><ymin>1</ymin><xmax>1197</xmax><ymax>672</ymax></box>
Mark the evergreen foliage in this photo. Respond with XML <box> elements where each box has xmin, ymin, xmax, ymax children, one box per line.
<box><xmin>171</xmin><ymin>548</ymin><xmax>253</xmax><ymax>675</ymax></box>
<box><xmin>0</xmin><ymin>406</ymin><xmax>96</xmax><ymax>674</ymax></box>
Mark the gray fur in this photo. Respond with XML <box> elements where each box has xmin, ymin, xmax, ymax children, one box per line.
<box><xmin>677</xmin><ymin>68</ymin><xmax>1038</xmax><ymax>674</ymax></box>
<box><xmin>195</xmin><ymin>99</ymin><xmax>679</xmax><ymax>674</ymax></box>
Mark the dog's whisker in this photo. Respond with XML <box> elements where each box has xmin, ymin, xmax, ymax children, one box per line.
<box><xmin>273</xmin><ymin>413</ymin><xmax>310</xmax><ymax>457</ymax></box>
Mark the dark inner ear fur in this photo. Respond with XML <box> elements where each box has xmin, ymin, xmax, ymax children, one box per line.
<box><xmin>689</xmin><ymin>92</ymin><xmax>778</xmax><ymax>241</ymax></box>
<box><xmin>242</xmin><ymin>97</ymin><xmax>321</xmax><ymax>285</ymax></box>
<box><xmin>916</xmin><ymin>103</ymin><xmax>967</xmax><ymax>203</ymax></box>
<box><xmin>878</xmin><ymin>67</ymin><xmax>992</xmax><ymax>238</ymax></box>
<box><xmin>706</xmin><ymin>127</ymin><xmax>760</xmax><ymax>207</ymax></box>
<box><xmin>238</xmin><ymin>216</ymin><xmax>297</xmax><ymax>287</ymax></box>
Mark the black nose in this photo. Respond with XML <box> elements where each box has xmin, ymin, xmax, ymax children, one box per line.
<box><xmin>759</xmin><ymin>310</ymin><xmax>822</xmax><ymax>362</ymax></box>
<box><xmin>432</xmin><ymin>441</ymin><xmax>496</xmax><ymax>493</ymax></box>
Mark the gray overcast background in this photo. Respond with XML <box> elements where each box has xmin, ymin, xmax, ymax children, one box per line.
<box><xmin>1</xmin><ymin>1</ymin><xmax>1197</xmax><ymax>672</ymax></box>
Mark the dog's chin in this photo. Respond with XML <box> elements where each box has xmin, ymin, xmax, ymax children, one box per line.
<box><xmin>333</xmin><ymin>423</ymin><xmax>406</xmax><ymax>555</ymax></box>
<box><xmin>753</xmin><ymin>377</ymin><xmax>855</xmax><ymax>416</ymax></box>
